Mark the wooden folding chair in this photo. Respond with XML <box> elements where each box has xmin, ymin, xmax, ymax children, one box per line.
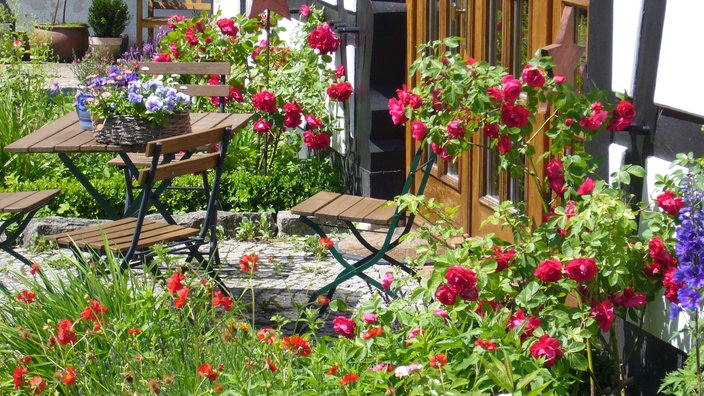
<box><xmin>109</xmin><ymin>61</ymin><xmax>231</xmax><ymax>221</ymax></box>
<box><xmin>46</xmin><ymin>126</ymin><xmax>241</xmax><ymax>289</ymax></box>
<box><xmin>291</xmin><ymin>146</ymin><xmax>436</xmax><ymax>317</ymax></box>
<box><xmin>0</xmin><ymin>190</ymin><xmax>60</xmax><ymax>266</ymax></box>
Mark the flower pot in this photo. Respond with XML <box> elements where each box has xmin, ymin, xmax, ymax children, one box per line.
<box><xmin>34</xmin><ymin>24</ymin><xmax>89</xmax><ymax>63</ymax></box>
<box><xmin>88</xmin><ymin>36</ymin><xmax>123</xmax><ymax>58</ymax></box>
<box><xmin>75</xmin><ymin>90</ymin><xmax>93</xmax><ymax>130</ymax></box>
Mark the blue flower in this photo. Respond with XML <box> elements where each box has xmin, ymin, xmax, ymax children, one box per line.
<box><xmin>672</xmin><ymin>176</ymin><xmax>704</xmax><ymax>314</ymax></box>
<box><xmin>145</xmin><ymin>95</ymin><xmax>163</xmax><ymax>112</ymax></box>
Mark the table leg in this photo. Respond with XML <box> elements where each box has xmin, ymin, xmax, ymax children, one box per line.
<box><xmin>58</xmin><ymin>153</ymin><xmax>120</xmax><ymax>220</ymax></box>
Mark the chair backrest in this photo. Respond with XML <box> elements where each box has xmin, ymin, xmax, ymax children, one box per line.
<box><xmin>138</xmin><ymin>61</ymin><xmax>230</xmax><ymax>112</ymax></box>
<box><xmin>149</xmin><ymin>0</ymin><xmax>212</xmax><ymax>13</ymax></box>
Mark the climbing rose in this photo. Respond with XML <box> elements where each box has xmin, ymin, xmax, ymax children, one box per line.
<box><xmin>579</xmin><ymin>102</ymin><xmax>609</xmax><ymax>131</ymax></box>
<box><xmin>445</xmin><ymin>266</ymin><xmax>477</xmax><ymax>295</ymax></box>
<box><xmin>435</xmin><ymin>284</ymin><xmax>457</xmax><ymax>305</ymax></box>
<box><xmin>500</xmin><ymin>102</ymin><xmax>530</xmax><ymax>128</ymax></box>
<box><xmin>534</xmin><ymin>258</ymin><xmax>563</xmax><ymax>282</ymax></box>
<box><xmin>152</xmin><ymin>52</ymin><xmax>171</xmax><ymax>62</ymax></box>
<box><xmin>307</xmin><ymin>23</ymin><xmax>340</xmax><ymax>55</ymax></box>
<box><xmin>388</xmin><ymin>97</ymin><xmax>408</xmax><ymax>125</ymax></box>
<box><xmin>305</xmin><ymin>114</ymin><xmax>323</xmax><ymax>129</ymax></box>
<box><xmin>546</xmin><ymin>159</ymin><xmax>567</xmax><ymax>195</ymax></box>
<box><xmin>491</xmin><ymin>246</ymin><xmax>515</xmax><ymax>272</ymax></box>
<box><xmin>530</xmin><ymin>334</ymin><xmax>563</xmax><ymax>367</ymax></box>
<box><xmin>656</xmin><ymin>190</ymin><xmax>683</xmax><ymax>217</ymax></box>
<box><xmin>381</xmin><ymin>272</ymin><xmax>394</xmax><ymax>290</ymax></box>
<box><xmin>185</xmin><ymin>26</ymin><xmax>198</xmax><ymax>45</ymax></box>
<box><xmin>446</xmin><ymin>119</ymin><xmax>465</xmax><ymax>139</ymax></box>
<box><xmin>577</xmin><ymin>177</ymin><xmax>596</xmax><ymax>195</ymax></box>
<box><xmin>483</xmin><ymin>122</ymin><xmax>499</xmax><ymax>138</ymax></box>
<box><xmin>497</xmin><ymin>134</ymin><xmax>513</xmax><ymax>154</ymax></box>
<box><xmin>591</xmin><ymin>299</ymin><xmax>615</xmax><ymax>332</ymax></box>
<box><xmin>508</xmin><ymin>309</ymin><xmax>541</xmax><ymax>340</ymax></box>
<box><xmin>300</xmin><ymin>4</ymin><xmax>310</xmax><ymax>17</ymax></box>
<box><xmin>252</xmin><ymin>90</ymin><xmax>277</xmax><ymax>113</ymax></box>
<box><xmin>332</xmin><ymin>316</ymin><xmax>356</xmax><ymax>339</ymax></box>
<box><xmin>253</xmin><ymin>118</ymin><xmax>272</xmax><ymax>134</ymax></box>
<box><xmin>611</xmin><ymin>287</ymin><xmax>647</xmax><ymax>308</ymax></box>
<box><xmin>521</xmin><ymin>66</ymin><xmax>546</xmax><ymax>88</ymax></box>
<box><xmin>283</xmin><ymin>101</ymin><xmax>303</xmax><ymax>128</ymax></box>
<box><xmin>502</xmin><ymin>77</ymin><xmax>522</xmax><ymax>102</ymax></box>
<box><xmin>608</xmin><ymin>100</ymin><xmax>635</xmax><ymax>131</ymax></box>
<box><xmin>363</xmin><ymin>313</ymin><xmax>378</xmax><ymax>324</ymax></box>
<box><xmin>216</xmin><ymin>18</ymin><xmax>238</xmax><ymax>36</ymax></box>
<box><xmin>303</xmin><ymin>130</ymin><xmax>331</xmax><ymax>150</ymax></box>
<box><xmin>327</xmin><ymin>81</ymin><xmax>353</xmax><ymax>101</ymax></box>
<box><xmin>411</xmin><ymin>121</ymin><xmax>428</xmax><ymax>141</ymax></box>
<box><xmin>565</xmin><ymin>258</ymin><xmax>598</xmax><ymax>283</ymax></box>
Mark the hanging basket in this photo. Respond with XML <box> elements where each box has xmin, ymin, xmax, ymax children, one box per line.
<box><xmin>93</xmin><ymin>113</ymin><xmax>192</xmax><ymax>146</ymax></box>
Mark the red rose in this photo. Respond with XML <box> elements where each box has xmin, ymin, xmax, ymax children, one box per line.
<box><xmin>577</xmin><ymin>177</ymin><xmax>596</xmax><ymax>195</ymax></box>
<box><xmin>608</xmin><ymin>100</ymin><xmax>635</xmax><ymax>131</ymax></box>
<box><xmin>445</xmin><ymin>265</ymin><xmax>477</xmax><ymax>294</ymax></box>
<box><xmin>459</xmin><ymin>285</ymin><xmax>479</xmax><ymax>301</ymax></box>
<box><xmin>252</xmin><ymin>90</ymin><xmax>277</xmax><ymax>113</ymax></box>
<box><xmin>610</xmin><ymin>286</ymin><xmax>647</xmax><ymax>308</ymax></box>
<box><xmin>388</xmin><ymin>97</ymin><xmax>408</xmax><ymax>125</ymax></box>
<box><xmin>579</xmin><ymin>102</ymin><xmax>609</xmax><ymax>131</ymax></box>
<box><xmin>546</xmin><ymin>159</ymin><xmax>567</xmax><ymax>195</ymax></box>
<box><xmin>491</xmin><ymin>246</ymin><xmax>515</xmax><ymax>272</ymax></box>
<box><xmin>435</xmin><ymin>284</ymin><xmax>457</xmax><ymax>305</ymax></box>
<box><xmin>534</xmin><ymin>258</ymin><xmax>563</xmax><ymax>282</ymax></box>
<box><xmin>647</xmin><ymin>236</ymin><xmax>677</xmax><ymax>273</ymax></box>
<box><xmin>300</xmin><ymin>4</ymin><xmax>310</xmax><ymax>17</ymax></box>
<box><xmin>335</xmin><ymin>64</ymin><xmax>346</xmax><ymax>79</ymax></box>
<box><xmin>486</xmin><ymin>87</ymin><xmax>502</xmax><ymax>102</ymax></box>
<box><xmin>508</xmin><ymin>309</ymin><xmax>541</xmax><ymax>340</ymax></box>
<box><xmin>152</xmin><ymin>52</ymin><xmax>172</xmax><ymax>62</ymax></box>
<box><xmin>303</xmin><ymin>130</ymin><xmax>331</xmax><ymax>150</ymax></box>
<box><xmin>500</xmin><ymin>102</ymin><xmax>530</xmax><ymax>128</ymax></box>
<box><xmin>530</xmin><ymin>334</ymin><xmax>563</xmax><ymax>367</ymax></box>
<box><xmin>497</xmin><ymin>134</ymin><xmax>513</xmax><ymax>154</ymax></box>
<box><xmin>308</xmin><ymin>23</ymin><xmax>340</xmax><ymax>55</ymax></box>
<box><xmin>305</xmin><ymin>114</ymin><xmax>323</xmax><ymax>129</ymax></box>
<box><xmin>502</xmin><ymin>77</ymin><xmax>522</xmax><ymax>102</ymax></box>
<box><xmin>432</xmin><ymin>142</ymin><xmax>455</xmax><ymax>162</ymax></box>
<box><xmin>253</xmin><ymin>119</ymin><xmax>271</xmax><ymax>134</ymax></box>
<box><xmin>564</xmin><ymin>258</ymin><xmax>598</xmax><ymax>283</ymax></box>
<box><xmin>167</xmin><ymin>14</ymin><xmax>185</xmax><ymax>29</ymax></box>
<box><xmin>283</xmin><ymin>101</ymin><xmax>303</xmax><ymax>129</ymax></box>
<box><xmin>332</xmin><ymin>316</ymin><xmax>356</xmax><ymax>339</ymax></box>
<box><xmin>521</xmin><ymin>66</ymin><xmax>545</xmax><ymax>88</ymax></box>
<box><xmin>409</xmin><ymin>94</ymin><xmax>423</xmax><ymax>109</ymax></box>
<box><xmin>411</xmin><ymin>121</ymin><xmax>427</xmax><ymax>141</ymax></box>
<box><xmin>327</xmin><ymin>81</ymin><xmax>353</xmax><ymax>101</ymax></box>
<box><xmin>185</xmin><ymin>26</ymin><xmax>198</xmax><ymax>46</ymax></box>
<box><xmin>656</xmin><ymin>190</ymin><xmax>683</xmax><ymax>217</ymax></box>
<box><xmin>590</xmin><ymin>299</ymin><xmax>615</xmax><ymax>332</ymax></box>
<box><xmin>483</xmin><ymin>122</ymin><xmax>499</xmax><ymax>138</ymax></box>
<box><xmin>216</xmin><ymin>18</ymin><xmax>238</xmax><ymax>36</ymax></box>
<box><xmin>446</xmin><ymin>119</ymin><xmax>465</xmax><ymax>139</ymax></box>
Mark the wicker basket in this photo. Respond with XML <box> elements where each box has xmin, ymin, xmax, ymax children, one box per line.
<box><xmin>93</xmin><ymin>113</ymin><xmax>192</xmax><ymax>146</ymax></box>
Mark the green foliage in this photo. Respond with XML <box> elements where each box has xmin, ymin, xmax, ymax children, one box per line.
<box><xmin>87</xmin><ymin>0</ymin><xmax>130</xmax><ymax>37</ymax></box>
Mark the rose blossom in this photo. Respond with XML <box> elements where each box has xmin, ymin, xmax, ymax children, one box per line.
<box><xmin>216</xmin><ymin>18</ymin><xmax>238</xmax><ymax>36</ymax></box>
<box><xmin>283</xmin><ymin>101</ymin><xmax>303</xmax><ymax>129</ymax></box>
<box><xmin>483</xmin><ymin>122</ymin><xmax>499</xmax><ymax>138</ymax></box>
<box><xmin>591</xmin><ymin>299</ymin><xmax>615</xmax><ymax>332</ymax></box>
<box><xmin>435</xmin><ymin>284</ymin><xmax>457</xmax><ymax>305</ymax></box>
<box><xmin>252</xmin><ymin>90</ymin><xmax>277</xmax><ymax>113</ymax></box>
<box><xmin>303</xmin><ymin>130</ymin><xmax>331</xmax><ymax>150</ymax></box>
<box><xmin>486</xmin><ymin>87</ymin><xmax>502</xmax><ymax>102</ymax></box>
<box><xmin>327</xmin><ymin>81</ymin><xmax>353</xmax><ymax>101</ymax></box>
<box><xmin>611</xmin><ymin>286</ymin><xmax>647</xmax><ymax>308</ymax></box>
<box><xmin>508</xmin><ymin>309</ymin><xmax>541</xmax><ymax>340</ymax></box>
<box><xmin>335</xmin><ymin>64</ymin><xmax>346</xmax><ymax>79</ymax></box>
<box><xmin>300</xmin><ymin>4</ymin><xmax>310</xmax><ymax>17</ymax></box>
<box><xmin>411</xmin><ymin>121</ymin><xmax>427</xmax><ymax>141</ymax></box>
<box><xmin>534</xmin><ymin>258</ymin><xmax>563</xmax><ymax>282</ymax></box>
<box><xmin>491</xmin><ymin>246</ymin><xmax>515</xmax><ymax>272</ymax></box>
<box><xmin>497</xmin><ymin>134</ymin><xmax>512</xmax><ymax>154</ymax></box>
<box><xmin>388</xmin><ymin>97</ymin><xmax>408</xmax><ymax>125</ymax></box>
<box><xmin>332</xmin><ymin>316</ymin><xmax>356</xmax><ymax>339</ymax></box>
<box><xmin>530</xmin><ymin>334</ymin><xmax>563</xmax><ymax>367</ymax></box>
<box><xmin>521</xmin><ymin>66</ymin><xmax>546</xmax><ymax>88</ymax></box>
<box><xmin>381</xmin><ymin>272</ymin><xmax>394</xmax><ymax>290</ymax></box>
<box><xmin>305</xmin><ymin>114</ymin><xmax>323</xmax><ymax>129</ymax></box>
<box><xmin>565</xmin><ymin>257</ymin><xmax>598</xmax><ymax>283</ymax></box>
<box><xmin>445</xmin><ymin>266</ymin><xmax>477</xmax><ymax>294</ymax></box>
<box><xmin>553</xmin><ymin>74</ymin><xmax>565</xmax><ymax>84</ymax></box>
<box><xmin>362</xmin><ymin>313</ymin><xmax>378</xmax><ymax>324</ymax></box>
<box><xmin>502</xmin><ymin>77</ymin><xmax>522</xmax><ymax>102</ymax></box>
<box><xmin>577</xmin><ymin>177</ymin><xmax>596</xmax><ymax>195</ymax></box>
<box><xmin>656</xmin><ymin>190</ymin><xmax>683</xmax><ymax>217</ymax></box>
<box><xmin>307</xmin><ymin>23</ymin><xmax>340</xmax><ymax>55</ymax></box>
<box><xmin>579</xmin><ymin>102</ymin><xmax>609</xmax><ymax>131</ymax></box>
<box><xmin>608</xmin><ymin>100</ymin><xmax>635</xmax><ymax>131</ymax></box>
<box><xmin>500</xmin><ymin>102</ymin><xmax>530</xmax><ymax>128</ymax></box>
<box><xmin>546</xmin><ymin>159</ymin><xmax>567</xmax><ymax>195</ymax></box>
<box><xmin>446</xmin><ymin>119</ymin><xmax>465</xmax><ymax>139</ymax></box>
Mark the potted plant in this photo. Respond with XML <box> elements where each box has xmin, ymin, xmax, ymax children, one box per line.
<box><xmin>88</xmin><ymin>0</ymin><xmax>130</xmax><ymax>58</ymax></box>
<box><xmin>34</xmin><ymin>0</ymin><xmax>89</xmax><ymax>62</ymax></box>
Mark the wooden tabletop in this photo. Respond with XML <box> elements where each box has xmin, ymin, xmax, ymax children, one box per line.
<box><xmin>4</xmin><ymin>112</ymin><xmax>253</xmax><ymax>154</ymax></box>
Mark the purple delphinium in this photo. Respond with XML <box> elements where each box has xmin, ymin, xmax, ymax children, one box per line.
<box><xmin>672</xmin><ymin>175</ymin><xmax>704</xmax><ymax>317</ymax></box>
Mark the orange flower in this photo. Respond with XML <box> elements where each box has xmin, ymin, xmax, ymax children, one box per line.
<box><xmin>128</xmin><ymin>328</ymin><xmax>141</xmax><ymax>335</ymax></box>
<box><xmin>198</xmin><ymin>363</ymin><xmax>217</xmax><ymax>381</ymax></box>
<box><xmin>339</xmin><ymin>373</ymin><xmax>359</xmax><ymax>385</ymax></box>
<box><xmin>326</xmin><ymin>365</ymin><xmax>339</xmax><ymax>375</ymax></box>
<box><xmin>316</xmin><ymin>295</ymin><xmax>331</xmax><ymax>306</ymax></box>
<box><xmin>80</xmin><ymin>300</ymin><xmax>107</xmax><ymax>322</ymax></box>
<box><xmin>29</xmin><ymin>263</ymin><xmax>41</xmax><ymax>275</ymax></box>
<box><xmin>429</xmin><ymin>353</ymin><xmax>447</xmax><ymax>369</ymax></box>
<box><xmin>28</xmin><ymin>376</ymin><xmax>46</xmax><ymax>394</ymax></box>
<box><xmin>281</xmin><ymin>335</ymin><xmax>312</xmax><ymax>356</ymax></box>
<box><xmin>361</xmin><ymin>326</ymin><xmax>383</xmax><ymax>340</ymax></box>
<box><xmin>319</xmin><ymin>236</ymin><xmax>334</xmax><ymax>249</ymax></box>
<box><xmin>174</xmin><ymin>287</ymin><xmax>190</xmax><ymax>309</ymax></box>
<box><xmin>212</xmin><ymin>291</ymin><xmax>233</xmax><ymax>311</ymax></box>
<box><xmin>258</xmin><ymin>328</ymin><xmax>277</xmax><ymax>345</ymax></box>
<box><xmin>167</xmin><ymin>272</ymin><xmax>185</xmax><ymax>294</ymax></box>
<box><xmin>57</xmin><ymin>319</ymin><xmax>76</xmax><ymax>345</ymax></box>
<box><xmin>13</xmin><ymin>366</ymin><xmax>26</xmax><ymax>388</ymax></box>
<box><xmin>239</xmin><ymin>253</ymin><xmax>259</xmax><ymax>272</ymax></box>
<box><xmin>61</xmin><ymin>366</ymin><xmax>77</xmax><ymax>385</ymax></box>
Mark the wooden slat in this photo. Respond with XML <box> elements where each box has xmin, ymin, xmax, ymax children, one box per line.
<box><xmin>107</xmin><ymin>152</ymin><xmax>209</xmax><ymax>167</ymax></box>
<box><xmin>361</xmin><ymin>202</ymin><xmax>399</xmax><ymax>225</ymax></box>
<box><xmin>0</xmin><ymin>190</ymin><xmax>60</xmax><ymax>213</ymax></box>
<box><xmin>338</xmin><ymin>197</ymin><xmax>389</xmax><ymax>224</ymax></box>
<box><xmin>314</xmin><ymin>195</ymin><xmax>364</xmax><ymax>219</ymax></box>
<box><xmin>138</xmin><ymin>153</ymin><xmax>219</xmax><ymax>183</ymax></box>
<box><xmin>290</xmin><ymin>191</ymin><xmax>341</xmax><ymax>216</ymax></box>
<box><xmin>152</xmin><ymin>0</ymin><xmax>212</xmax><ymax>11</ymax></box>
<box><xmin>175</xmin><ymin>84</ymin><xmax>230</xmax><ymax>97</ymax></box>
<box><xmin>4</xmin><ymin>113</ymin><xmax>78</xmax><ymax>153</ymax></box>
<box><xmin>139</xmin><ymin>62</ymin><xmax>231</xmax><ymax>76</ymax></box>
<box><xmin>145</xmin><ymin>127</ymin><xmax>225</xmax><ymax>156</ymax></box>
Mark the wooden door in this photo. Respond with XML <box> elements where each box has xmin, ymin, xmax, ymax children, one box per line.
<box><xmin>406</xmin><ymin>0</ymin><xmax>590</xmax><ymax>237</ymax></box>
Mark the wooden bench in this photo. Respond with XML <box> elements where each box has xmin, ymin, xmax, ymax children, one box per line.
<box><xmin>0</xmin><ymin>190</ymin><xmax>60</xmax><ymax>266</ymax></box>
<box><xmin>290</xmin><ymin>146</ymin><xmax>436</xmax><ymax>331</ymax></box>
<box><xmin>136</xmin><ymin>0</ymin><xmax>213</xmax><ymax>44</ymax></box>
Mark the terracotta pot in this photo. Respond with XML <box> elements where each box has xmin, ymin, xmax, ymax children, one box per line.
<box><xmin>34</xmin><ymin>24</ymin><xmax>89</xmax><ymax>63</ymax></box>
<box><xmin>88</xmin><ymin>36</ymin><xmax>124</xmax><ymax>58</ymax></box>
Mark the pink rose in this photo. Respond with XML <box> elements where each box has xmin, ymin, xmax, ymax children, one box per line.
<box><xmin>579</xmin><ymin>102</ymin><xmax>609</xmax><ymax>131</ymax></box>
<box><xmin>500</xmin><ymin>102</ymin><xmax>530</xmax><ymax>128</ymax></box>
<box><xmin>530</xmin><ymin>334</ymin><xmax>563</xmax><ymax>367</ymax></box>
<box><xmin>381</xmin><ymin>272</ymin><xmax>394</xmax><ymax>290</ymax></box>
<box><xmin>435</xmin><ymin>284</ymin><xmax>457</xmax><ymax>305</ymax></box>
<box><xmin>521</xmin><ymin>66</ymin><xmax>545</xmax><ymax>88</ymax></box>
<box><xmin>409</xmin><ymin>94</ymin><xmax>423</xmax><ymax>109</ymax></box>
<box><xmin>444</xmin><ymin>266</ymin><xmax>477</xmax><ymax>295</ymax></box>
<box><xmin>332</xmin><ymin>316</ymin><xmax>356</xmax><ymax>339</ymax></box>
<box><xmin>502</xmin><ymin>77</ymin><xmax>522</xmax><ymax>102</ymax></box>
<box><xmin>446</xmin><ymin>119</ymin><xmax>465</xmax><ymax>139</ymax></box>
<box><xmin>152</xmin><ymin>53</ymin><xmax>172</xmax><ymax>62</ymax></box>
<box><xmin>411</xmin><ymin>121</ymin><xmax>427</xmax><ymax>141</ymax></box>
<box><xmin>185</xmin><ymin>26</ymin><xmax>198</xmax><ymax>46</ymax></box>
<box><xmin>300</xmin><ymin>5</ymin><xmax>310</xmax><ymax>17</ymax></box>
<box><xmin>305</xmin><ymin>114</ymin><xmax>323</xmax><ymax>129</ymax></box>
<box><xmin>362</xmin><ymin>313</ymin><xmax>378</xmax><ymax>324</ymax></box>
<box><xmin>577</xmin><ymin>177</ymin><xmax>596</xmax><ymax>195</ymax></box>
<box><xmin>553</xmin><ymin>74</ymin><xmax>565</xmax><ymax>84</ymax></box>
<box><xmin>534</xmin><ymin>258</ymin><xmax>563</xmax><ymax>282</ymax></box>
<box><xmin>564</xmin><ymin>258</ymin><xmax>598</xmax><ymax>283</ymax></box>
<box><xmin>388</xmin><ymin>97</ymin><xmax>408</xmax><ymax>125</ymax></box>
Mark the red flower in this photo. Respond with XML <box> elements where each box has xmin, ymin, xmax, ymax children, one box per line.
<box><xmin>252</xmin><ymin>90</ymin><xmax>277</xmax><ymax>113</ymax></box>
<box><xmin>591</xmin><ymin>299</ymin><xmax>615</xmax><ymax>332</ymax></box>
<box><xmin>332</xmin><ymin>316</ymin><xmax>356</xmax><ymax>339</ymax></box>
<box><xmin>577</xmin><ymin>177</ymin><xmax>596</xmax><ymax>195</ymax></box>
<box><xmin>491</xmin><ymin>246</ymin><xmax>516</xmax><ymax>272</ymax></box>
<box><xmin>258</xmin><ymin>328</ymin><xmax>277</xmax><ymax>345</ymax></box>
<box><xmin>501</xmin><ymin>102</ymin><xmax>530</xmax><ymax>128</ymax></box>
<box><xmin>21</xmin><ymin>355</ymin><xmax>32</xmax><ymax>364</ymax></box>
<box><xmin>381</xmin><ymin>272</ymin><xmax>394</xmax><ymax>290</ymax></box>
<box><xmin>307</xmin><ymin>23</ymin><xmax>340</xmax><ymax>55</ymax></box>
<box><xmin>253</xmin><ymin>119</ymin><xmax>272</xmax><ymax>134</ymax></box>
<box><xmin>521</xmin><ymin>66</ymin><xmax>546</xmax><ymax>88</ymax></box>
<box><xmin>198</xmin><ymin>363</ymin><xmax>217</xmax><ymax>381</ymax></box>
<box><xmin>534</xmin><ymin>258</ymin><xmax>563</xmax><ymax>282</ymax></box>
<box><xmin>212</xmin><ymin>291</ymin><xmax>233</xmax><ymax>312</ymax></box>
<box><xmin>239</xmin><ymin>253</ymin><xmax>259</xmax><ymax>272</ymax></box>
<box><xmin>152</xmin><ymin>52</ymin><xmax>172</xmax><ymax>62</ymax></box>
<box><xmin>497</xmin><ymin>134</ymin><xmax>513</xmax><ymax>154</ymax></box>
<box><xmin>173</xmin><ymin>287</ymin><xmax>190</xmax><ymax>309</ymax></box>
<box><xmin>168</xmin><ymin>41</ymin><xmax>180</xmax><ymax>58</ymax></box>
<box><xmin>361</xmin><ymin>326</ymin><xmax>383</xmax><ymax>340</ymax></box>
<box><xmin>502</xmin><ymin>77</ymin><xmax>522</xmax><ymax>102</ymax></box>
<box><xmin>362</xmin><ymin>313</ymin><xmax>378</xmax><ymax>324</ymax></box>
<box><xmin>303</xmin><ymin>130</ymin><xmax>331</xmax><ymax>150</ymax></box>
<box><xmin>185</xmin><ymin>26</ymin><xmax>198</xmax><ymax>45</ymax></box>
<box><xmin>564</xmin><ymin>258</ymin><xmax>598</xmax><ymax>283</ymax></box>
<box><xmin>305</xmin><ymin>114</ymin><xmax>323</xmax><ymax>129</ymax></box>
<box><xmin>388</xmin><ymin>97</ymin><xmax>408</xmax><ymax>125</ymax></box>
<box><xmin>80</xmin><ymin>300</ymin><xmax>107</xmax><ymax>322</ymax></box>
<box><xmin>319</xmin><ymin>236</ymin><xmax>334</xmax><ymax>249</ymax></box>
<box><xmin>17</xmin><ymin>290</ymin><xmax>36</xmax><ymax>304</ymax></box>
<box><xmin>530</xmin><ymin>334</ymin><xmax>563</xmax><ymax>367</ymax></box>
<box><xmin>13</xmin><ymin>366</ymin><xmax>26</xmax><ymax>388</ymax></box>
<box><xmin>486</xmin><ymin>87</ymin><xmax>502</xmax><ymax>102</ymax></box>
<box><xmin>283</xmin><ymin>101</ymin><xmax>303</xmax><ymax>128</ymax></box>
<box><xmin>445</xmin><ymin>266</ymin><xmax>477</xmax><ymax>295</ymax></box>
<box><xmin>281</xmin><ymin>335</ymin><xmax>312</xmax><ymax>356</ymax></box>
<box><xmin>128</xmin><ymin>328</ymin><xmax>141</xmax><ymax>335</ymax></box>
<box><xmin>28</xmin><ymin>376</ymin><xmax>46</xmax><ymax>394</ymax></box>
<box><xmin>405</xmin><ymin>327</ymin><xmax>424</xmax><ymax>345</ymax></box>
<box><xmin>61</xmin><ymin>366</ymin><xmax>77</xmax><ymax>385</ymax></box>
<box><xmin>300</xmin><ymin>4</ymin><xmax>310</xmax><ymax>17</ymax></box>
<box><xmin>316</xmin><ymin>295</ymin><xmax>331</xmax><ymax>305</ymax></box>
<box><xmin>327</xmin><ymin>81</ymin><xmax>353</xmax><ymax>101</ymax></box>
<box><xmin>429</xmin><ymin>353</ymin><xmax>447</xmax><ymax>369</ymax></box>
<box><xmin>646</xmin><ymin>236</ymin><xmax>677</xmax><ymax>275</ymax></box>
<box><xmin>579</xmin><ymin>102</ymin><xmax>609</xmax><ymax>131</ymax></box>
<box><xmin>411</xmin><ymin>121</ymin><xmax>428</xmax><ymax>141</ymax></box>
<box><xmin>167</xmin><ymin>272</ymin><xmax>184</xmax><ymax>294</ymax></box>
<box><xmin>483</xmin><ymin>122</ymin><xmax>499</xmax><ymax>138</ymax></box>
<box><xmin>474</xmin><ymin>338</ymin><xmax>497</xmax><ymax>351</ymax></box>
<box><xmin>326</xmin><ymin>365</ymin><xmax>339</xmax><ymax>375</ymax></box>
<box><xmin>266</xmin><ymin>357</ymin><xmax>278</xmax><ymax>372</ymax></box>
<box><xmin>57</xmin><ymin>319</ymin><xmax>76</xmax><ymax>345</ymax></box>
<box><xmin>656</xmin><ymin>190</ymin><xmax>683</xmax><ymax>217</ymax></box>
<box><xmin>610</xmin><ymin>287</ymin><xmax>647</xmax><ymax>308</ymax></box>
<box><xmin>29</xmin><ymin>263</ymin><xmax>40</xmax><ymax>275</ymax></box>
<box><xmin>435</xmin><ymin>285</ymin><xmax>457</xmax><ymax>305</ymax></box>
<box><xmin>608</xmin><ymin>100</ymin><xmax>635</xmax><ymax>131</ymax></box>
<box><xmin>339</xmin><ymin>373</ymin><xmax>358</xmax><ymax>385</ymax></box>
<box><xmin>546</xmin><ymin>159</ymin><xmax>567</xmax><ymax>195</ymax></box>
<box><xmin>216</xmin><ymin>18</ymin><xmax>238</xmax><ymax>36</ymax></box>
<box><xmin>446</xmin><ymin>119</ymin><xmax>465</xmax><ymax>139</ymax></box>
<box><xmin>508</xmin><ymin>309</ymin><xmax>541</xmax><ymax>340</ymax></box>
<box><xmin>167</xmin><ymin>14</ymin><xmax>185</xmax><ymax>29</ymax></box>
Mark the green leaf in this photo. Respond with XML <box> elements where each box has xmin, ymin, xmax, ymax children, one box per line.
<box><xmin>482</xmin><ymin>355</ymin><xmax>514</xmax><ymax>392</ymax></box>
<box><xmin>569</xmin><ymin>352</ymin><xmax>589</xmax><ymax>371</ymax></box>
<box><xmin>516</xmin><ymin>369</ymin><xmax>543</xmax><ymax>390</ymax></box>
<box><xmin>328</xmin><ymin>299</ymin><xmax>347</xmax><ymax>312</ymax></box>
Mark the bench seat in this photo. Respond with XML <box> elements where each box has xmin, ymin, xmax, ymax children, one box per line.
<box><xmin>290</xmin><ymin>191</ymin><xmax>401</xmax><ymax>226</ymax></box>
